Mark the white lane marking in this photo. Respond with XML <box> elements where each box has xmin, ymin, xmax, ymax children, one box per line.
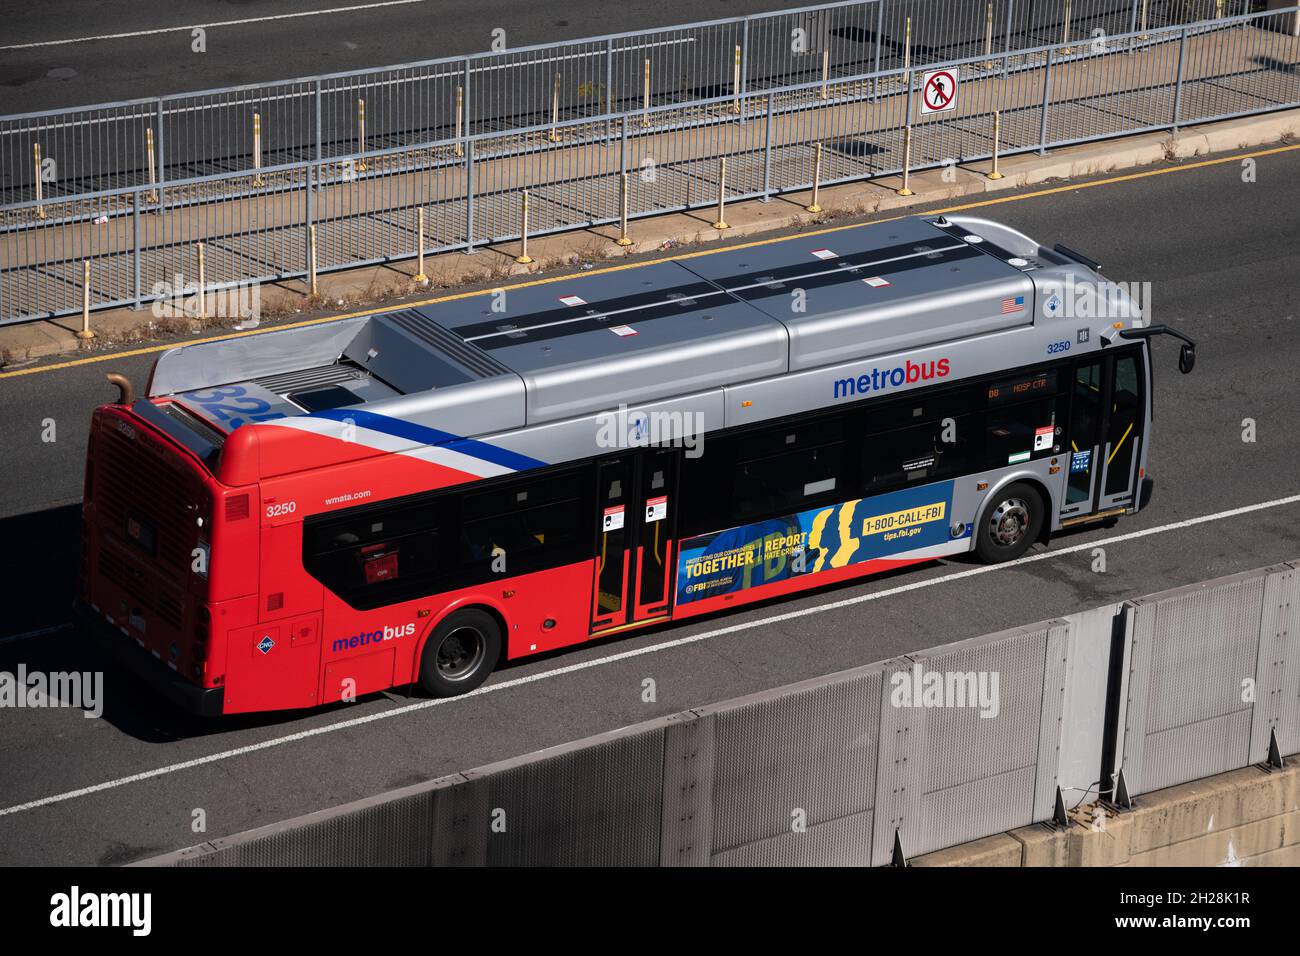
<box><xmin>0</xmin><ymin>0</ymin><xmax>433</xmax><ymax>51</ymax></box>
<box><xmin>2</xmin><ymin>492</ymin><xmax>1298</xmax><ymax>818</ymax></box>
<box><xmin>0</xmin><ymin>623</ymin><xmax>73</xmax><ymax>646</ymax></box>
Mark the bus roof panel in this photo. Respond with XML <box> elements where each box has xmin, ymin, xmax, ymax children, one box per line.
<box><xmin>678</xmin><ymin>216</ymin><xmax>1036</xmax><ymax>371</ymax></box>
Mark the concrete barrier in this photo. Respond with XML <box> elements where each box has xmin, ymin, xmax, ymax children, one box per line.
<box><xmin>138</xmin><ymin>559</ymin><xmax>1300</xmax><ymax>867</ymax></box>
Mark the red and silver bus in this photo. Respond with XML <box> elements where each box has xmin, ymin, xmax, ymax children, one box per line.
<box><xmin>76</xmin><ymin>214</ymin><xmax>1195</xmax><ymax>715</ymax></box>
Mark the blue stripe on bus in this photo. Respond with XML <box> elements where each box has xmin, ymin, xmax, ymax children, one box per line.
<box><xmin>309</xmin><ymin>408</ymin><xmax>546</xmax><ymax>473</ymax></box>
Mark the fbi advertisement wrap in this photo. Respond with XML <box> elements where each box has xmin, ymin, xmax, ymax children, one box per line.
<box><xmin>675</xmin><ymin>481</ymin><xmax>961</xmax><ymax>604</ymax></box>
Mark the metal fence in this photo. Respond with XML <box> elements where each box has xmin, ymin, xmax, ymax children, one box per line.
<box><xmin>2</xmin><ymin>4</ymin><xmax>1295</xmax><ymax>324</ymax></box>
<box><xmin>0</xmin><ymin>1</ymin><xmax>1246</xmax><ymax>207</ymax></box>
<box><xmin>137</xmin><ymin>559</ymin><xmax>1300</xmax><ymax>867</ymax></box>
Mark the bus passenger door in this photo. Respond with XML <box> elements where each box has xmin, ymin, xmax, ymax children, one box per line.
<box><xmin>1060</xmin><ymin>358</ymin><xmax>1104</xmax><ymax>519</ymax></box>
<box><xmin>590</xmin><ymin>450</ymin><xmax>678</xmax><ymax>635</ymax></box>
<box><xmin>1096</xmin><ymin>349</ymin><xmax>1145</xmax><ymax>511</ymax></box>
<box><xmin>630</xmin><ymin>449</ymin><xmax>677</xmax><ymax>623</ymax></box>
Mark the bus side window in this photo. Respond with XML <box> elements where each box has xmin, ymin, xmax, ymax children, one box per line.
<box><xmin>730</xmin><ymin>420</ymin><xmax>845</xmax><ymax>522</ymax></box>
<box><xmin>861</xmin><ymin>412</ymin><xmax>980</xmax><ymax>496</ymax></box>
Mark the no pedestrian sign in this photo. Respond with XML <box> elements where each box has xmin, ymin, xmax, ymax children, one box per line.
<box><xmin>920</xmin><ymin>68</ymin><xmax>958</xmax><ymax>115</ymax></box>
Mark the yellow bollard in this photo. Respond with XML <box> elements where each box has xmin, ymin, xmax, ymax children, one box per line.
<box><xmin>1139</xmin><ymin>0</ymin><xmax>1149</xmax><ymax>38</ymax></box>
<box><xmin>987</xmin><ymin>110</ymin><xmax>1004</xmax><ymax>180</ymax></box>
<box><xmin>806</xmin><ymin>142</ymin><xmax>824</xmax><ymax>214</ymax></box>
<box><xmin>984</xmin><ymin>3</ymin><xmax>994</xmax><ymax>68</ymax></box>
<box><xmin>76</xmin><ymin>260</ymin><xmax>95</xmax><ymax>340</ymax></box>
<box><xmin>821</xmin><ymin>49</ymin><xmax>830</xmax><ymax>100</ymax></box>
<box><xmin>309</xmin><ymin>225</ymin><xmax>319</xmax><ymax>296</ymax></box>
<box><xmin>454</xmin><ymin>86</ymin><xmax>464</xmax><ymax>157</ymax></box>
<box><xmin>1061</xmin><ymin>0</ymin><xmax>1073</xmax><ymax>54</ymax></box>
<box><xmin>413</xmin><ymin>208</ymin><xmax>428</xmax><ymax>283</ymax></box>
<box><xmin>33</xmin><ymin>143</ymin><xmax>46</xmax><ymax>220</ymax></box>
<box><xmin>902</xmin><ymin>17</ymin><xmax>911</xmax><ymax>77</ymax></box>
<box><xmin>146</xmin><ymin>128</ymin><xmax>158</xmax><ymax>203</ymax></box>
<box><xmin>356</xmin><ymin>97</ymin><xmax>367</xmax><ymax>172</ymax></box>
<box><xmin>196</xmin><ymin>242</ymin><xmax>207</xmax><ymax>320</ymax></box>
<box><xmin>252</xmin><ymin>112</ymin><xmax>264</xmax><ymax>186</ymax></box>
<box><xmin>713</xmin><ymin>157</ymin><xmax>729</xmax><ymax>230</ymax></box>
<box><xmin>515</xmin><ymin>190</ymin><xmax>534</xmax><ymax>264</ymax></box>
<box><xmin>732</xmin><ymin>45</ymin><xmax>742</xmax><ymax>114</ymax></box>
<box><xmin>617</xmin><ymin>171</ymin><xmax>633</xmax><ymax>247</ymax></box>
<box><xmin>897</xmin><ymin>126</ymin><xmax>914</xmax><ymax>196</ymax></box>
<box><xmin>1215</xmin><ymin>0</ymin><xmax>1223</xmax><ymax>19</ymax></box>
<box><xmin>549</xmin><ymin>73</ymin><xmax>561</xmax><ymax>142</ymax></box>
<box><xmin>642</xmin><ymin>58</ymin><xmax>651</xmax><ymax>127</ymax></box>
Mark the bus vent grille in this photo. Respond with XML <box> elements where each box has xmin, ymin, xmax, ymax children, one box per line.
<box><xmin>255</xmin><ymin>362</ymin><xmax>368</xmax><ymax>395</ymax></box>
<box><xmin>386</xmin><ymin>309</ymin><xmax>511</xmax><ymax>380</ymax></box>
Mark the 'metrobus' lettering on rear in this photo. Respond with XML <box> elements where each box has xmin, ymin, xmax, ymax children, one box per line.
<box><xmin>833</xmin><ymin>357</ymin><xmax>951</xmax><ymax>400</ymax></box>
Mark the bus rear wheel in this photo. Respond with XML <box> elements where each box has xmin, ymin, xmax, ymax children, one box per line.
<box><xmin>974</xmin><ymin>482</ymin><xmax>1044</xmax><ymax>564</ymax></box>
<box><xmin>418</xmin><ymin>609</ymin><xmax>501</xmax><ymax>698</ymax></box>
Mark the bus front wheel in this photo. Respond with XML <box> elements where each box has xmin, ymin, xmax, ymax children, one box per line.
<box><xmin>418</xmin><ymin>609</ymin><xmax>502</xmax><ymax>697</ymax></box>
<box><xmin>974</xmin><ymin>482</ymin><xmax>1045</xmax><ymax>564</ymax></box>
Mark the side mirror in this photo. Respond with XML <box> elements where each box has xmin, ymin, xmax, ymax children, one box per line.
<box><xmin>1178</xmin><ymin>343</ymin><xmax>1195</xmax><ymax>375</ymax></box>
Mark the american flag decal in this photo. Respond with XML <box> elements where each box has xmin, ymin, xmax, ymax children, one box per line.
<box><xmin>1001</xmin><ymin>295</ymin><xmax>1025</xmax><ymax>314</ymax></box>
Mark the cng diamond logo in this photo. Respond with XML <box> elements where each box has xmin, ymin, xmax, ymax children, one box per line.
<box><xmin>257</xmin><ymin>634</ymin><xmax>275</xmax><ymax>654</ymax></box>
<box><xmin>1043</xmin><ymin>293</ymin><xmax>1062</xmax><ymax>317</ymax></box>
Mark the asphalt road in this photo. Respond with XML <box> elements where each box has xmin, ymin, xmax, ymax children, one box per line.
<box><xmin>0</xmin><ymin>0</ymin><xmax>797</xmax><ymax>114</ymax></box>
<box><xmin>1</xmin><ymin>147</ymin><xmax>1299</xmax><ymax>865</ymax></box>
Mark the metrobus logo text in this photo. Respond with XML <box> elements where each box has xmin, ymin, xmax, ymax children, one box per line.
<box><xmin>333</xmin><ymin>622</ymin><xmax>416</xmax><ymax>653</ymax></box>
<box><xmin>833</xmin><ymin>357</ymin><xmax>950</xmax><ymax>400</ymax></box>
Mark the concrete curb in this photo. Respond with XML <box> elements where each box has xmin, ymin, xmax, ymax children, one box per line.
<box><xmin>3</xmin><ymin>107</ymin><xmax>1297</xmax><ymax>368</ymax></box>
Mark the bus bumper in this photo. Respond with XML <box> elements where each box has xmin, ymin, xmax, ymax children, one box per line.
<box><xmin>1138</xmin><ymin>476</ymin><xmax>1155</xmax><ymax>511</ymax></box>
<box><xmin>73</xmin><ymin>600</ymin><xmax>225</xmax><ymax>717</ymax></box>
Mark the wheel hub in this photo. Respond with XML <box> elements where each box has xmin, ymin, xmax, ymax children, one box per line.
<box><xmin>989</xmin><ymin>497</ymin><xmax>1030</xmax><ymax>547</ymax></box>
<box><xmin>437</xmin><ymin>626</ymin><xmax>485</xmax><ymax>681</ymax></box>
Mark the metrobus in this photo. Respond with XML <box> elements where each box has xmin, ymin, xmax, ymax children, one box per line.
<box><xmin>76</xmin><ymin>214</ymin><xmax>1196</xmax><ymax>716</ymax></box>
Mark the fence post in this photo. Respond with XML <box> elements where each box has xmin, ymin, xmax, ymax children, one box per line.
<box><xmin>77</xmin><ymin>260</ymin><xmax>95</xmax><ymax>340</ymax></box>
<box><xmin>132</xmin><ymin>190</ymin><xmax>142</xmax><ymax>310</ymax></box>
<box><xmin>1172</xmin><ymin>27</ymin><xmax>1188</xmax><ymax>133</ymax></box>
<box><xmin>1038</xmin><ymin>48</ymin><xmax>1053</xmax><ymax>154</ymax></box>
<box><xmin>762</xmin><ymin>92</ymin><xmax>774</xmax><ymax>201</ymax></box>
<box><xmin>465</xmin><ymin>139</ymin><xmax>475</xmax><ymax>254</ymax></box>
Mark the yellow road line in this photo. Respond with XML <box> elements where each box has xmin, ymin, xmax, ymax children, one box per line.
<box><xmin>5</xmin><ymin>141</ymin><xmax>1298</xmax><ymax>383</ymax></box>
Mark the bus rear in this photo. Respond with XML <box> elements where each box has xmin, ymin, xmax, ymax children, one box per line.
<box><xmin>77</xmin><ymin>391</ymin><xmax>247</xmax><ymax>716</ymax></box>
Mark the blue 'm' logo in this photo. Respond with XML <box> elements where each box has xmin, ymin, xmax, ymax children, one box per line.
<box><xmin>257</xmin><ymin>635</ymin><xmax>275</xmax><ymax>654</ymax></box>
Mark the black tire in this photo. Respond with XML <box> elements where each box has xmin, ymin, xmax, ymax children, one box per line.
<box><xmin>974</xmin><ymin>481</ymin><xmax>1045</xmax><ymax>564</ymax></box>
<box><xmin>418</xmin><ymin>608</ymin><xmax>501</xmax><ymax>697</ymax></box>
